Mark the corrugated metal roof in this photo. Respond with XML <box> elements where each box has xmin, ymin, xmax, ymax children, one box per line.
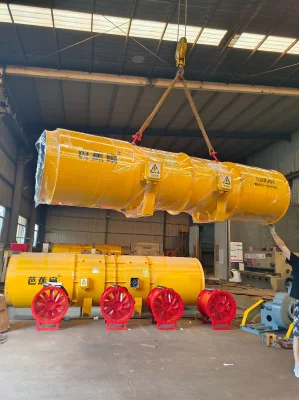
<box><xmin>5</xmin><ymin>74</ymin><xmax>291</xmax><ymax>160</ymax></box>
<box><xmin>2</xmin><ymin>0</ymin><xmax>299</xmax><ymax>161</ymax></box>
<box><xmin>1</xmin><ymin>0</ymin><xmax>299</xmax><ymax>85</ymax></box>
<box><xmin>34</xmin><ymin>78</ymin><xmax>65</xmax><ymax>125</ymax></box>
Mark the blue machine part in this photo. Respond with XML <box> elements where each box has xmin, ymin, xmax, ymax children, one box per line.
<box><xmin>261</xmin><ymin>292</ymin><xmax>294</xmax><ymax>330</ymax></box>
<box><xmin>241</xmin><ymin>292</ymin><xmax>294</xmax><ymax>335</ymax></box>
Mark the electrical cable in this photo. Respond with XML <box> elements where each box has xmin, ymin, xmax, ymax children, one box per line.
<box><xmin>233</xmin><ymin>61</ymin><xmax>299</xmax><ymax>81</ymax></box>
<box><xmin>46</xmin><ymin>16</ymin><xmax>173</xmax><ymax>69</ymax></box>
<box><xmin>46</xmin><ymin>21</ymin><xmax>131</xmax><ymax>57</ymax></box>
<box><xmin>101</xmin><ymin>16</ymin><xmax>173</xmax><ymax>69</ymax></box>
<box><xmin>177</xmin><ymin>0</ymin><xmax>181</xmax><ymax>43</ymax></box>
<box><xmin>184</xmin><ymin>0</ymin><xmax>187</xmax><ymax>38</ymax></box>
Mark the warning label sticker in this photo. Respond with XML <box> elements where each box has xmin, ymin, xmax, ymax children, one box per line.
<box><xmin>80</xmin><ymin>278</ymin><xmax>88</xmax><ymax>287</ymax></box>
<box><xmin>149</xmin><ymin>163</ymin><xmax>161</xmax><ymax>179</ymax></box>
<box><xmin>221</xmin><ymin>175</ymin><xmax>232</xmax><ymax>190</ymax></box>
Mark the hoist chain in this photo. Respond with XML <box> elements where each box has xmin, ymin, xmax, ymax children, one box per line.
<box><xmin>181</xmin><ymin>79</ymin><xmax>218</xmax><ymax>162</ymax></box>
<box><xmin>132</xmin><ymin>75</ymin><xmax>218</xmax><ymax>162</ymax></box>
<box><xmin>131</xmin><ymin>74</ymin><xmax>180</xmax><ymax>145</ymax></box>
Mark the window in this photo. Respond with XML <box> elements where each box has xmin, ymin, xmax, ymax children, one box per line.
<box><xmin>16</xmin><ymin>216</ymin><xmax>27</xmax><ymax>244</ymax></box>
<box><xmin>197</xmin><ymin>28</ymin><xmax>227</xmax><ymax>46</ymax></box>
<box><xmin>258</xmin><ymin>35</ymin><xmax>296</xmax><ymax>53</ymax></box>
<box><xmin>230</xmin><ymin>33</ymin><xmax>265</xmax><ymax>50</ymax></box>
<box><xmin>33</xmin><ymin>224</ymin><xmax>39</xmax><ymax>247</ymax></box>
<box><xmin>0</xmin><ymin>205</ymin><xmax>5</xmax><ymax>238</ymax></box>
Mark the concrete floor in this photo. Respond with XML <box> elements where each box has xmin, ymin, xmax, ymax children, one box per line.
<box><xmin>1</xmin><ymin>319</ymin><xmax>299</xmax><ymax>400</ymax></box>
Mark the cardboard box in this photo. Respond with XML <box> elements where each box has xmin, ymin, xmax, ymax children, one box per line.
<box><xmin>0</xmin><ymin>294</ymin><xmax>10</xmax><ymax>333</ymax></box>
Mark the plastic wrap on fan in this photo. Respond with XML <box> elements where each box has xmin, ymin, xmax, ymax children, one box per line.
<box><xmin>35</xmin><ymin>131</ymin><xmax>60</xmax><ymax>207</ymax></box>
<box><xmin>34</xmin><ymin>129</ymin><xmax>290</xmax><ymax>224</ymax></box>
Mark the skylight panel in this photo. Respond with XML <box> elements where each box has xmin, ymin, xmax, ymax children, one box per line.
<box><xmin>164</xmin><ymin>23</ymin><xmax>201</xmax><ymax>42</ymax></box>
<box><xmin>9</xmin><ymin>4</ymin><xmax>52</xmax><ymax>28</ymax></box>
<box><xmin>93</xmin><ymin>15</ymin><xmax>130</xmax><ymax>36</ymax></box>
<box><xmin>130</xmin><ymin>19</ymin><xmax>166</xmax><ymax>40</ymax></box>
<box><xmin>286</xmin><ymin>41</ymin><xmax>299</xmax><ymax>54</ymax></box>
<box><xmin>258</xmin><ymin>36</ymin><xmax>296</xmax><ymax>53</ymax></box>
<box><xmin>233</xmin><ymin>33</ymin><xmax>265</xmax><ymax>50</ymax></box>
<box><xmin>53</xmin><ymin>9</ymin><xmax>91</xmax><ymax>32</ymax></box>
<box><xmin>6</xmin><ymin>4</ymin><xmax>296</xmax><ymax>56</ymax></box>
<box><xmin>0</xmin><ymin>4</ymin><xmax>12</xmax><ymax>23</ymax></box>
<box><xmin>197</xmin><ymin>28</ymin><xmax>227</xmax><ymax>46</ymax></box>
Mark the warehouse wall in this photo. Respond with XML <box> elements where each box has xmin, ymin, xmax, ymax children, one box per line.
<box><xmin>0</xmin><ymin>118</ymin><xmax>17</xmax><ymax>243</ymax></box>
<box><xmin>230</xmin><ymin>205</ymin><xmax>299</xmax><ymax>253</ymax></box>
<box><xmin>232</xmin><ymin>130</ymin><xmax>299</xmax><ymax>253</ymax></box>
<box><xmin>200</xmin><ymin>224</ymin><xmax>214</xmax><ymax>268</ymax></box>
<box><xmin>20</xmin><ymin>162</ymin><xmax>35</xmax><ymax>220</ymax></box>
<box><xmin>248</xmin><ymin>129</ymin><xmax>299</xmax><ymax>204</ymax></box>
<box><xmin>44</xmin><ymin>206</ymin><xmax>190</xmax><ymax>250</ymax></box>
<box><xmin>0</xmin><ymin>118</ymin><xmax>39</xmax><ymax>245</ymax></box>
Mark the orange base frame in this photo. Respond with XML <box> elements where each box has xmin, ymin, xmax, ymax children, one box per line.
<box><xmin>36</xmin><ymin>321</ymin><xmax>60</xmax><ymax>331</ymax></box>
<box><xmin>202</xmin><ymin>315</ymin><xmax>232</xmax><ymax>331</ymax></box>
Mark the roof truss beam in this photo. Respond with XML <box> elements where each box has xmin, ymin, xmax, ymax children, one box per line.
<box><xmin>5</xmin><ymin>66</ymin><xmax>299</xmax><ymax>97</ymax></box>
<box><xmin>25</xmin><ymin>124</ymin><xmax>291</xmax><ymax>141</ymax></box>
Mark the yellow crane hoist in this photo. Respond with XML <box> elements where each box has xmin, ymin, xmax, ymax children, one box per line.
<box><xmin>175</xmin><ymin>37</ymin><xmax>187</xmax><ymax>71</ymax></box>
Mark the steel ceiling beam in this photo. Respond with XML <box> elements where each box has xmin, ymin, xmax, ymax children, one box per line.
<box><xmin>147</xmin><ymin>0</ymin><xmax>178</xmax><ymax>78</ymax></box>
<box><xmin>285</xmin><ymin>170</ymin><xmax>299</xmax><ymax>181</ymax></box>
<box><xmin>201</xmin><ymin>0</ymin><xmax>265</xmax><ymax>80</ymax></box>
<box><xmin>182</xmin><ymin>92</ymin><xmax>220</xmax><ymax>131</ymax></box>
<box><xmin>255</xmin><ymin>100</ymin><xmax>299</xmax><ymax>133</ymax></box>
<box><xmin>125</xmin><ymin>87</ymin><xmax>145</xmax><ymax>128</ymax></box>
<box><xmin>279</xmin><ymin>63</ymin><xmax>299</xmax><ymax>87</ymax></box>
<box><xmin>49</xmin><ymin>1</ymin><xmax>66</xmax><ymax>125</ymax></box>
<box><xmin>119</xmin><ymin>0</ymin><xmax>137</xmax><ymax>75</ymax></box>
<box><xmin>7</xmin><ymin>6</ymin><xmax>44</xmax><ymax>125</ymax></box>
<box><xmin>204</xmin><ymin>93</ymin><xmax>242</xmax><ymax>130</ymax></box>
<box><xmin>6</xmin><ymin>66</ymin><xmax>299</xmax><ymax>97</ymax></box>
<box><xmin>164</xmin><ymin>90</ymin><xmax>198</xmax><ymax>130</ymax></box>
<box><xmin>228</xmin><ymin>96</ymin><xmax>286</xmax><ymax>133</ymax></box>
<box><xmin>219</xmin><ymin>96</ymin><xmax>264</xmax><ymax>132</ymax></box>
<box><xmin>26</xmin><ymin>124</ymin><xmax>291</xmax><ymax>141</ymax></box>
<box><xmin>229</xmin><ymin>0</ymin><xmax>297</xmax><ymax>84</ymax></box>
<box><xmin>50</xmin><ymin>1</ymin><xmax>61</xmax><ymax>70</ymax></box>
<box><xmin>187</xmin><ymin>0</ymin><xmax>222</xmax><ymax>58</ymax></box>
<box><xmin>251</xmin><ymin>39</ymin><xmax>299</xmax><ymax>86</ymax></box>
<box><xmin>106</xmin><ymin>85</ymin><xmax>118</xmax><ymax>126</ymax></box>
<box><xmin>89</xmin><ymin>1</ymin><xmax>95</xmax><ymax>73</ymax></box>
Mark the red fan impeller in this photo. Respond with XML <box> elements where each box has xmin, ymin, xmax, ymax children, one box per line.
<box><xmin>31</xmin><ymin>286</ymin><xmax>69</xmax><ymax>331</ymax></box>
<box><xmin>147</xmin><ymin>287</ymin><xmax>184</xmax><ymax>330</ymax></box>
<box><xmin>197</xmin><ymin>289</ymin><xmax>236</xmax><ymax>330</ymax></box>
<box><xmin>100</xmin><ymin>286</ymin><xmax>134</xmax><ymax>330</ymax></box>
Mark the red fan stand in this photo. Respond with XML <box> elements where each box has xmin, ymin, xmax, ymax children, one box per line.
<box><xmin>197</xmin><ymin>289</ymin><xmax>236</xmax><ymax>330</ymax></box>
<box><xmin>147</xmin><ymin>286</ymin><xmax>184</xmax><ymax>330</ymax></box>
<box><xmin>100</xmin><ymin>286</ymin><xmax>135</xmax><ymax>330</ymax></box>
<box><xmin>31</xmin><ymin>285</ymin><xmax>69</xmax><ymax>331</ymax></box>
